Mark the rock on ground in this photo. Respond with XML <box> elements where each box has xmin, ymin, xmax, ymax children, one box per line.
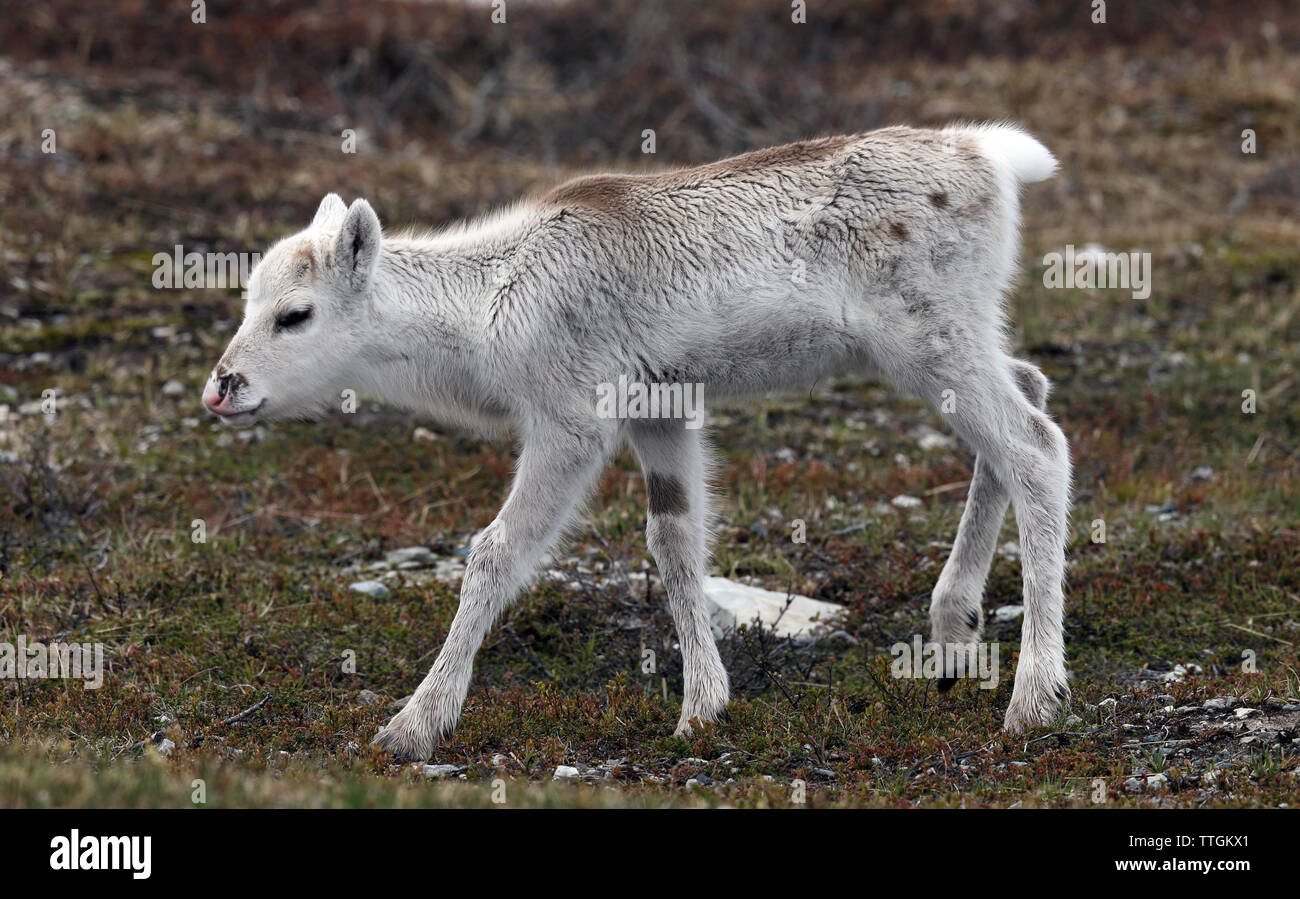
<box><xmin>384</xmin><ymin>546</ymin><xmax>439</xmax><ymax>567</ymax></box>
<box><xmin>702</xmin><ymin>576</ymin><xmax>845</xmax><ymax>640</ymax></box>
<box><xmin>349</xmin><ymin>580</ymin><xmax>391</xmax><ymax>598</ymax></box>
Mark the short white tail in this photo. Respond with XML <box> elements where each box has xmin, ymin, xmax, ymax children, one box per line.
<box><xmin>954</xmin><ymin>121</ymin><xmax>1058</xmax><ymax>185</ymax></box>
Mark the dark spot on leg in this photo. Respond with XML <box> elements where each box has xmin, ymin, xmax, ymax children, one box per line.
<box><xmin>929</xmin><ymin>191</ymin><xmax>949</xmax><ymax>209</ymax></box>
<box><xmin>966</xmin><ymin>609</ymin><xmax>980</xmax><ymax>631</ymax></box>
<box><xmin>890</xmin><ymin>220</ymin><xmax>909</xmax><ymax>241</ymax></box>
<box><xmin>1054</xmin><ymin>682</ymin><xmax>1070</xmax><ymax>704</ymax></box>
<box><xmin>647</xmin><ymin>472</ymin><xmax>688</xmax><ymax>516</ymax></box>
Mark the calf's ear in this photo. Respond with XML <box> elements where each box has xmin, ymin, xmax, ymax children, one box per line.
<box><xmin>312</xmin><ymin>193</ymin><xmax>348</xmax><ymax>230</ymax></box>
<box><xmin>332</xmin><ymin>199</ymin><xmax>382</xmax><ymax>290</ymax></box>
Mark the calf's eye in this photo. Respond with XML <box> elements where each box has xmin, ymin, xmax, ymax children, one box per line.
<box><xmin>275</xmin><ymin>307</ymin><xmax>313</xmax><ymax>331</ymax></box>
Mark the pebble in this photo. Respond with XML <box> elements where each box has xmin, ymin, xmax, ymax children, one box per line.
<box><xmin>384</xmin><ymin>546</ymin><xmax>438</xmax><ymax>567</ymax></box>
<box><xmin>891</xmin><ymin>494</ymin><xmax>922</xmax><ymax>509</ymax></box>
<box><xmin>349</xmin><ymin>580</ymin><xmax>391</xmax><ymax>598</ymax></box>
<box><xmin>553</xmin><ymin>765</ymin><xmax>580</xmax><ymax>780</ymax></box>
<box><xmin>993</xmin><ymin>604</ymin><xmax>1024</xmax><ymax>622</ymax></box>
<box><xmin>1160</xmin><ymin>663</ymin><xmax>1202</xmax><ymax>683</ymax></box>
<box><xmin>1149</xmin><ymin>501</ymin><xmax>1180</xmax><ymax>522</ymax></box>
<box><xmin>916</xmin><ymin>427</ymin><xmax>954</xmax><ymax>451</ymax></box>
<box><xmin>161</xmin><ymin>379</ymin><xmax>186</xmax><ymax>397</ymax></box>
<box><xmin>422</xmin><ymin>764</ymin><xmax>463</xmax><ymax>778</ymax></box>
<box><xmin>357</xmin><ymin>689</ymin><xmax>381</xmax><ymax>707</ymax></box>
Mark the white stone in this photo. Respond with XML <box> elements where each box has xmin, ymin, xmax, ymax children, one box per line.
<box><xmin>1160</xmin><ymin>662</ymin><xmax>1203</xmax><ymax>683</ymax></box>
<box><xmin>384</xmin><ymin>546</ymin><xmax>438</xmax><ymax>567</ymax></box>
<box><xmin>349</xmin><ymin>580</ymin><xmax>391</xmax><ymax>597</ymax></box>
<box><xmin>916</xmin><ymin>427</ymin><xmax>954</xmax><ymax>451</ymax></box>
<box><xmin>702</xmin><ymin>577</ymin><xmax>845</xmax><ymax>640</ymax></box>
<box><xmin>553</xmin><ymin>765</ymin><xmax>580</xmax><ymax>779</ymax></box>
<box><xmin>890</xmin><ymin>494</ymin><xmax>922</xmax><ymax>509</ymax></box>
<box><xmin>433</xmin><ymin>560</ymin><xmax>466</xmax><ymax>584</ymax></box>
<box><xmin>422</xmin><ymin>764</ymin><xmax>461</xmax><ymax>778</ymax></box>
<box><xmin>993</xmin><ymin>604</ymin><xmax>1024</xmax><ymax>622</ymax></box>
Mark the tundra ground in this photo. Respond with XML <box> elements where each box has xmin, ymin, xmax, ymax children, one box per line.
<box><xmin>1</xmin><ymin>1</ymin><xmax>1298</xmax><ymax>808</ymax></box>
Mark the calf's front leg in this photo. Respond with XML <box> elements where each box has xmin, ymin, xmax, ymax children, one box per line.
<box><xmin>629</xmin><ymin>420</ymin><xmax>730</xmax><ymax>733</ymax></box>
<box><xmin>373</xmin><ymin>425</ymin><xmax>612</xmax><ymax>761</ymax></box>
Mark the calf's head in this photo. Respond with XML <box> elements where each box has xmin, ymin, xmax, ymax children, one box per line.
<box><xmin>202</xmin><ymin>194</ymin><xmax>381</xmax><ymax>423</ymax></box>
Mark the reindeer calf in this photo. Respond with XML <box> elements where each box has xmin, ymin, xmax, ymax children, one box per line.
<box><xmin>204</xmin><ymin>123</ymin><xmax>1069</xmax><ymax>760</ymax></box>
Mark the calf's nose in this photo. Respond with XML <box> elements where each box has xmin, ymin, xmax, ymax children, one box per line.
<box><xmin>202</xmin><ymin>372</ymin><xmax>237</xmax><ymax>413</ymax></box>
<box><xmin>201</xmin><ymin>381</ymin><xmax>223</xmax><ymax>412</ymax></box>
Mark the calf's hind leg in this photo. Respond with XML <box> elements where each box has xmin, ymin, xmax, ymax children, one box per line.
<box><xmin>931</xmin><ymin>360</ymin><xmax>1071</xmax><ymax>731</ymax></box>
<box><xmin>929</xmin><ymin>359</ymin><xmax>1049</xmax><ymax>689</ymax></box>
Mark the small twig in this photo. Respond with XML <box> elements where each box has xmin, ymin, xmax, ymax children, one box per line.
<box><xmin>860</xmin><ymin>659</ymin><xmax>906</xmax><ymax>710</ymax></box>
<box><xmin>1022</xmin><ymin>730</ymin><xmax>1092</xmax><ymax>750</ymax></box>
<box><xmin>504</xmin><ymin>624</ymin><xmax>554</xmax><ymax>681</ymax></box>
<box><xmin>925</xmin><ymin>481</ymin><xmax>969</xmax><ymax>496</ymax></box>
<box><xmin>1222</xmin><ymin>622</ymin><xmax>1294</xmax><ymax>647</ymax></box>
<box><xmin>737</xmin><ymin>628</ymin><xmax>803</xmax><ymax>711</ymax></box>
<box><xmin>220</xmin><ymin>693</ymin><xmax>272</xmax><ymax>726</ymax></box>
